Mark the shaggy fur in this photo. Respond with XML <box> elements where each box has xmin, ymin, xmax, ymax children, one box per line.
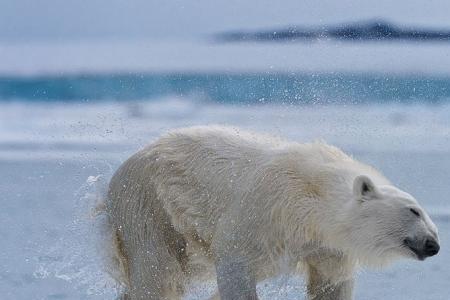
<box><xmin>106</xmin><ymin>126</ymin><xmax>439</xmax><ymax>300</ymax></box>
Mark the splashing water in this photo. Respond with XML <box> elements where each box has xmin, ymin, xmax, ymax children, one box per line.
<box><xmin>32</xmin><ymin>173</ymin><xmax>122</xmax><ymax>298</ymax></box>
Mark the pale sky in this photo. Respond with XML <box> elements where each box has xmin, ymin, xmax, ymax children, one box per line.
<box><xmin>1</xmin><ymin>0</ymin><xmax>450</xmax><ymax>41</ymax></box>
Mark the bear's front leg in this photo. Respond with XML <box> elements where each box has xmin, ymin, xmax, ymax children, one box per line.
<box><xmin>306</xmin><ymin>253</ymin><xmax>354</xmax><ymax>300</ymax></box>
<box><xmin>215</xmin><ymin>256</ymin><xmax>259</xmax><ymax>300</ymax></box>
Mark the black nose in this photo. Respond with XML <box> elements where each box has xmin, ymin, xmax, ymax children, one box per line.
<box><xmin>424</xmin><ymin>239</ymin><xmax>440</xmax><ymax>256</ymax></box>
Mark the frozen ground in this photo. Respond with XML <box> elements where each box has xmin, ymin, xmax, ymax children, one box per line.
<box><xmin>3</xmin><ymin>39</ymin><xmax>450</xmax><ymax>75</ymax></box>
<box><xmin>1</xmin><ymin>99</ymin><xmax>450</xmax><ymax>299</ymax></box>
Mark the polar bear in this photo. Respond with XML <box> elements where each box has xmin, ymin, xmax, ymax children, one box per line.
<box><xmin>106</xmin><ymin>126</ymin><xmax>439</xmax><ymax>300</ymax></box>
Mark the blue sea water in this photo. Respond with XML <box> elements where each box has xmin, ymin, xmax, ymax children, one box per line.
<box><xmin>1</xmin><ymin>72</ymin><xmax>450</xmax><ymax>104</ymax></box>
<box><xmin>1</xmin><ymin>72</ymin><xmax>450</xmax><ymax>299</ymax></box>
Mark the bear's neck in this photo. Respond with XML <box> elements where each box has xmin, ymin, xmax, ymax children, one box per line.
<box><xmin>276</xmin><ymin>174</ymin><xmax>357</xmax><ymax>255</ymax></box>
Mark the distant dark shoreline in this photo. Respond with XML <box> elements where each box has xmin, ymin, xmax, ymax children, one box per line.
<box><xmin>216</xmin><ymin>20</ymin><xmax>450</xmax><ymax>43</ymax></box>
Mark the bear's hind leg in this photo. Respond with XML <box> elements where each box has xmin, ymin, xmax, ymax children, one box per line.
<box><xmin>121</xmin><ymin>212</ymin><xmax>188</xmax><ymax>299</ymax></box>
<box><xmin>125</xmin><ymin>240</ymin><xmax>186</xmax><ymax>300</ymax></box>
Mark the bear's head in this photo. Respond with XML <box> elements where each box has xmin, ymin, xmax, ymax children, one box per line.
<box><xmin>343</xmin><ymin>175</ymin><xmax>439</xmax><ymax>266</ymax></box>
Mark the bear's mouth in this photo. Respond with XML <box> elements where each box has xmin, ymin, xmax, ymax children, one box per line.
<box><xmin>403</xmin><ymin>239</ymin><xmax>426</xmax><ymax>261</ymax></box>
<box><xmin>409</xmin><ymin>248</ymin><xmax>426</xmax><ymax>261</ymax></box>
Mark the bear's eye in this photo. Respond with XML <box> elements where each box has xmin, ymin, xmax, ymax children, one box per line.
<box><xmin>410</xmin><ymin>208</ymin><xmax>420</xmax><ymax>217</ymax></box>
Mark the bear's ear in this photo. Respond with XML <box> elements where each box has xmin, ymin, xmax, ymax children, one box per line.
<box><xmin>353</xmin><ymin>175</ymin><xmax>379</xmax><ymax>201</ymax></box>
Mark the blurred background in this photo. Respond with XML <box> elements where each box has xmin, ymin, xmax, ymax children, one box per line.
<box><xmin>1</xmin><ymin>0</ymin><xmax>450</xmax><ymax>299</ymax></box>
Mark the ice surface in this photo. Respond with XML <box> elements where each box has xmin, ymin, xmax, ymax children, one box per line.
<box><xmin>0</xmin><ymin>99</ymin><xmax>449</xmax><ymax>299</ymax></box>
<box><xmin>2</xmin><ymin>39</ymin><xmax>450</xmax><ymax>75</ymax></box>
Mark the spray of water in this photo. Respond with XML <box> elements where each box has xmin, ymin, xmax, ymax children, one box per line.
<box><xmin>33</xmin><ymin>173</ymin><xmax>122</xmax><ymax>298</ymax></box>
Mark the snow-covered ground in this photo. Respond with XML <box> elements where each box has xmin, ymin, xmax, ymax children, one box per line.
<box><xmin>3</xmin><ymin>39</ymin><xmax>450</xmax><ymax>76</ymax></box>
<box><xmin>0</xmin><ymin>99</ymin><xmax>449</xmax><ymax>299</ymax></box>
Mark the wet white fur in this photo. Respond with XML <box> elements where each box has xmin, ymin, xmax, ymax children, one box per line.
<box><xmin>106</xmin><ymin>126</ymin><xmax>438</xmax><ymax>299</ymax></box>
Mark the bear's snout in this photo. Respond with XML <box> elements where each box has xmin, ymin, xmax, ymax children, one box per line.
<box><xmin>404</xmin><ymin>237</ymin><xmax>440</xmax><ymax>260</ymax></box>
<box><xmin>424</xmin><ymin>239</ymin><xmax>440</xmax><ymax>256</ymax></box>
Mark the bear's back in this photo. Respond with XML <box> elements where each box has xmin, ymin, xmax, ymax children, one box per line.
<box><xmin>150</xmin><ymin>125</ymin><xmax>384</xmax><ymax>192</ymax></box>
<box><xmin>116</xmin><ymin>126</ymin><xmax>388</xmax><ymax>242</ymax></box>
